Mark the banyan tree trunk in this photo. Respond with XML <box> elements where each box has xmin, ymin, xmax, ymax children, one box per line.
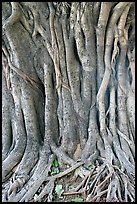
<box><xmin>2</xmin><ymin>2</ymin><xmax>135</xmax><ymax>202</ymax></box>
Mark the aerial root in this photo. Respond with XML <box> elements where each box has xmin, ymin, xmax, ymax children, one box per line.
<box><xmin>47</xmin><ymin>162</ymin><xmax>134</xmax><ymax>202</ymax></box>
<box><xmin>85</xmin><ymin>163</ymin><xmax>135</xmax><ymax>202</ymax></box>
<box><xmin>3</xmin><ymin>150</ymin><xmax>135</xmax><ymax>202</ymax></box>
<box><xmin>7</xmin><ymin>174</ymin><xmax>26</xmax><ymax>200</ymax></box>
<box><xmin>34</xmin><ymin>178</ymin><xmax>55</xmax><ymax>202</ymax></box>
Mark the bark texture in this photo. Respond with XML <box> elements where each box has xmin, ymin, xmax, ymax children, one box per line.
<box><xmin>2</xmin><ymin>2</ymin><xmax>135</xmax><ymax>202</ymax></box>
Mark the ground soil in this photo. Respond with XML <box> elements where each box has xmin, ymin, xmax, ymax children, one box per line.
<box><xmin>2</xmin><ymin>167</ymin><xmax>129</xmax><ymax>202</ymax></box>
<box><xmin>28</xmin><ymin>169</ymin><xmax>87</xmax><ymax>202</ymax></box>
<box><xmin>27</xmin><ymin>169</ymin><xmax>127</xmax><ymax>203</ymax></box>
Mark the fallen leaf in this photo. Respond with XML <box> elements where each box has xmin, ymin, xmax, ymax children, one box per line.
<box><xmin>55</xmin><ymin>184</ymin><xmax>64</xmax><ymax>197</ymax></box>
<box><xmin>68</xmin><ymin>185</ymin><xmax>76</xmax><ymax>189</ymax></box>
<box><xmin>71</xmin><ymin>197</ymin><xmax>84</xmax><ymax>202</ymax></box>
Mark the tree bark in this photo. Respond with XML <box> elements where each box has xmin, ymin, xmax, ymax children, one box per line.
<box><xmin>2</xmin><ymin>2</ymin><xmax>135</xmax><ymax>202</ymax></box>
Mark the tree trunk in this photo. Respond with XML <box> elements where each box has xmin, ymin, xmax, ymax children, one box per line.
<box><xmin>2</xmin><ymin>2</ymin><xmax>135</xmax><ymax>202</ymax></box>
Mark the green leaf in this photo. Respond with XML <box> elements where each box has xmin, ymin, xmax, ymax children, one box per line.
<box><xmin>51</xmin><ymin>168</ymin><xmax>60</xmax><ymax>175</ymax></box>
<box><xmin>71</xmin><ymin>197</ymin><xmax>84</xmax><ymax>202</ymax></box>
<box><xmin>56</xmin><ymin>169</ymin><xmax>60</xmax><ymax>173</ymax></box>
<box><xmin>51</xmin><ymin>171</ymin><xmax>56</xmax><ymax>175</ymax></box>
<box><xmin>68</xmin><ymin>185</ymin><xmax>76</xmax><ymax>189</ymax></box>
<box><xmin>33</xmin><ymin>194</ymin><xmax>39</xmax><ymax>201</ymax></box>
<box><xmin>53</xmin><ymin>159</ymin><xmax>59</xmax><ymax>167</ymax></box>
<box><xmin>88</xmin><ymin>164</ymin><xmax>95</xmax><ymax>169</ymax></box>
<box><xmin>55</xmin><ymin>184</ymin><xmax>64</xmax><ymax>197</ymax></box>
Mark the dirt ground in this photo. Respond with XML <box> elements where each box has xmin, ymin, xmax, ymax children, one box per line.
<box><xmin>29</xmin><ymin>170</ymin><xmax>129</xmax><ymax>203</ymax></box>
<box><xmin>3</xmin><ymin>166</ymin><xmax>129</xmax><ymax>202</ymax></box>
<box><xmin>29</xmin><ymin>171</ymin><xmax>88</xmax><ymax>202</ymax></box>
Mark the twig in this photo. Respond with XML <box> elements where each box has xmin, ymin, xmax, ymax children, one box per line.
<box><xmin>46</xmin><ymin>161</ymin><xmax>84</xmax><ymax>181</ymax></box>
<box><xmin>63</xmin><ymin>189</ymin><xmax>84</xmax><ymax>196</ymax></box>
<box><xmin>90</xmin><ymin>189</ymin><xmax>108</xmax><ymax>202</ymax></box>
<box><xmin>2</xmin><ymin>45</ymin><xmax>43</xmax><ymax>95</ymax></box>
<box><xmin>71</xmin><ymin>174</ymin><xmax>89</xmax><ymax>192</ymax></box>
<box><xmin>83</xmin><ymin>173</ymin><xmax>91</xmax><ymax>191</ymax></box>
<box><xmin>94</xmin><ymin>173</ymin><xmax>112</xmax><ymax>194</ymax></box>
<box><xmin>63</xmin><ymin>172</ymin><xmax>92</xmax><ymax>196</ymax></box>
<box><xmin>82</xmin><ymin>173</ymin><xmax>92</xmax><ymax>197</ymax></box>
<box><xmin>36</xmin><ymin>162</ymin><xmax>84</xmax><ymax>201</ymax></box>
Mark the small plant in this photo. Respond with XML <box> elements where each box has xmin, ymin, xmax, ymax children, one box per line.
<box><xmin>55</xmin><ymin>184</ymin><xmax>64</xmax><ymax>197</ymax></box>
<box><xmin>88</xmin><ymin>163</ymin><xmax>95</xmax><ymax>169</ymax></box>
<box><xmin>68</xmin><ymin>185</ymin><xmax>76</xmax><ymax>189</ymax></box>
<box><xmin>53</xmin><ymin>159</ymin><xmax>59</xmax><ymax>168</ymax></box>
<box><xmin>50</xmin><ymin>159</ymin><xmax>60</xmax><ymax>175</ymax></box>
<box><xmin>51</xmin><ymin>168</ymin><xmax>60</xmax><ymax>175</ymax></box>
<box><xmin>33</xmin><ymin>194</ymin><xmax>39</xmax><ymax>201</ymax></box>
<box><xmin>71</xmin><ymin>197</ymin><xmax>84</xmax><ymax>202</ymax></box>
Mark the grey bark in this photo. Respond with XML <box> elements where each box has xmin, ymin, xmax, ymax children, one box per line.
<box><xmin>2</xmin><ymin>2</ymin><xmax>135</xmax><ymax>202</ymax></box>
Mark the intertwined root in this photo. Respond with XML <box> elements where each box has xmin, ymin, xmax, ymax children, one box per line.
<box><xmin>2</xmin><ymin>2</ymin><xmax>135</xmax><ymax>203</ymax></box>
<box><xmin>2</xmin><ymin>148</ymin><xmax>135</xmax><ymax>202</ymax></box>
<box><xmin>33</xmin><ymin>161</ymin><xmax>135</xmax><ymax>202</ymax></box>
<box><xmin>8</xmin><ymin>175</ymin><xmax>25</xmax><ymax>199</ymax></box>
<box><xmin>86</xmin><ymin>164</ymin><xmax>135</xmax><ymax>202</ymax></box>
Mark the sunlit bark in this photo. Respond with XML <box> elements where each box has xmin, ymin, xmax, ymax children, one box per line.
<box><xmin>2</xmin><ymin>2</ymin><xmax>135</xmax><ymax>202</ymax></box>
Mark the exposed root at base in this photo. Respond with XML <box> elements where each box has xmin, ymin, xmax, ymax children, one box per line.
<box><xmin>2</xmin><ymin>151</ymin><xmax>135</xmax><ymax>202</ymax></box>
